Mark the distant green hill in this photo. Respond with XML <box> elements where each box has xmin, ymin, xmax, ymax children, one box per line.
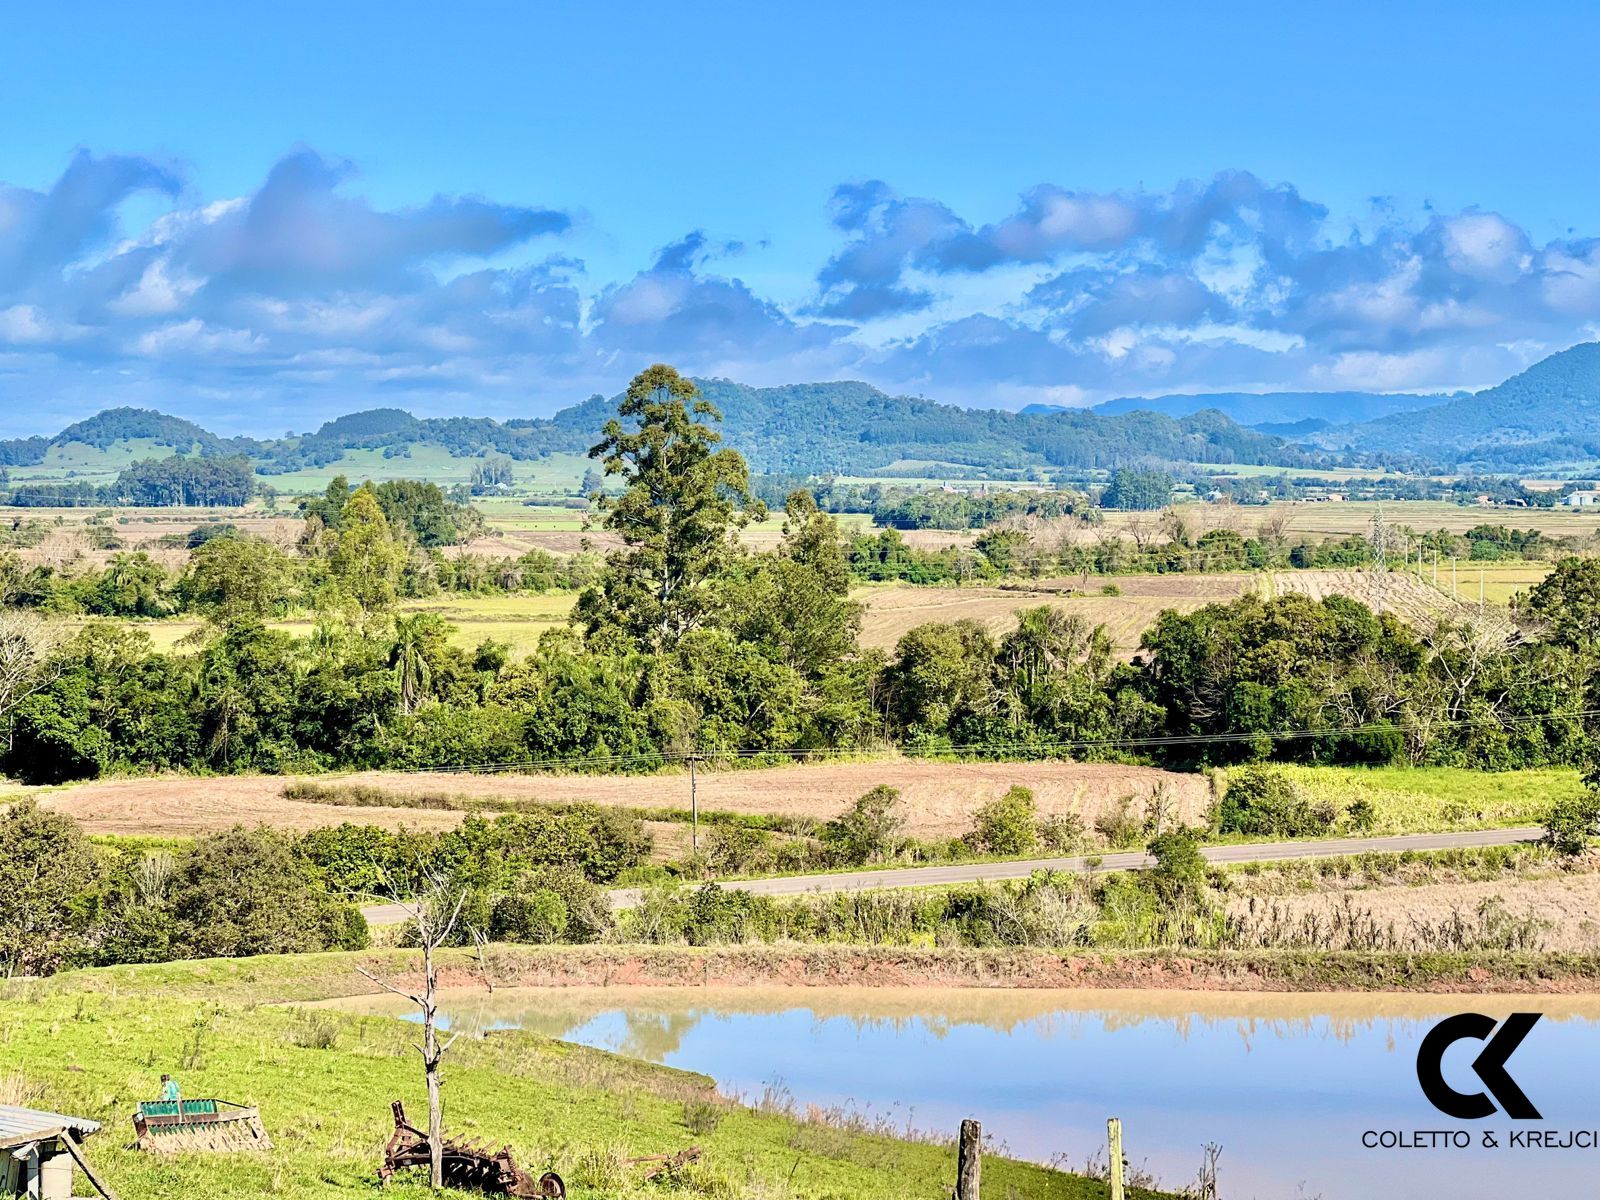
<box><xmin>1322</xmin><ymin>342</ymin><xmax>1600</xmax><ymax>471</ymax></box>
<box><xmin>0</xmin><ymin>407</ymin><xmax>250</xmax><ymax>466</ymax></box>
<box><xmin>1</xmin><ymin>380</ymin><xmax>1319</xmax><ymax>486</ymax></box>
<box><xmin>1080</xmin><ymin>389</ymin><xmax>1453</xmax><ymax>426</ymax></box>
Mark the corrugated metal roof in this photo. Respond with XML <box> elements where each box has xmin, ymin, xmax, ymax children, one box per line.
<box><xmin>0</xmin><ymin>1104</ymin><xmax>102</xmax><ymax>1143</ymax></box>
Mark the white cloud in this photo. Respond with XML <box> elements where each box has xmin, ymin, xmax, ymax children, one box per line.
<box><xmin>2</xmin><ymin>150</ymin><xmax>1600</xmax><ymax>429</ymax></box>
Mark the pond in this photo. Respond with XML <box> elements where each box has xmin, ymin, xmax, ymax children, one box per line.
<box><xmin>312</xmin><ymin>986</ymin><xmax>1600</xmax><ymax>1199</ymax></box>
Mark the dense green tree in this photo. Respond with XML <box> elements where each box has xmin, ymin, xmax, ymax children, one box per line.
<box><xmin>1514</xmin><ymin>557</ymin><xmax>1600</xmax><ymax>653</ymax></box>
<box><xmin>374</xmin><ymin>479</ymin><xmax>482</xmax><ymax>547</ymax></box>
<box><xmin>577</xmin><ymin>364</ymin><xmax>757</xmax><ymax>651</ymax></box>
<box><xmin>80</xmin><ymin>552</ymin><xmax>175</xmax><ymax>617</ymax></box>
<box><xmin>166</xmin><ymin>828</ymin><xmax>367</xmax><ymax>958</ymax></box>
<box><xmin>726</xmin><ymin>490</ymin><xmax>862</xmax><ymax>677</ymax></box>
<box><xmin>388</xmin><ymin>613</ymin><xmax>456</xmax><ymax>715</ymax></box>
<box><xmin>882</xmin><ymin>620</ymin><xmax>1000</xmax><ymax>746</ymax></box>
<box><xmin>1101</xmin><ymin>468</ymin><xmax>1174</xmax><ymax>511</ymax></box>
<box><xmin>328</xmin><ymin>485</ymin><xmax>405</xmax><ymax>614</ymax></box>
<box><xmin>0</xmin><ymin>801</ymin><xmax>101</xmax><ymax>976</ymax></box>
<box><xmin>184</xmin><ymin>535</ymin><xmax>296</xmax><ymax>627</ymax></box>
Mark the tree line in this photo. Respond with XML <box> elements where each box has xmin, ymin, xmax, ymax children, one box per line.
<box><xmin>5</xmin><ymin>455</ymin><xmax>257</xmax><ymax>507</ymax></box>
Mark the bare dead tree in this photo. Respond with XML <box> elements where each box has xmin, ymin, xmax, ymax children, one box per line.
<box><xmin>1255</xmin><ymin>511</ymin><xmax>1293</xmax><ymax>564</ymax></box>
<box><xmin>1124</xmin><ymin>510</ymin><xmax>1157</xmax><ymax>554</ymax></box>
<box><xmin>1159</xmin><ymin>506</ymin><xmax>1192</xmax><ymax>549</ymax></box>
<box><xmin>467</xmin><ymin>921</ymin><xmax>495</xmax><ymax>994</ymax></box>
<box><xmin>0</xmin><ymin>611</ymin><xmax>65</xmax><ymax>751</ymax></box>
<box><xmin>355</xmin><ymin>868</ymin><xmax>469</xmax><ymax>1190</ymax></box>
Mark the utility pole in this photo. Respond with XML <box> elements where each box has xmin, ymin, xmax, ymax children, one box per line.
<box><xmin>688</xmin><ymin>753</ymin><xmax>702</xmax><ymax>854</ymax></box>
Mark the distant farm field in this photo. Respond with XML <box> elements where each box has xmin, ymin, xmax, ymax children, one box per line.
<box><xmin>48</xmin><ymin>560</ymin><xmax>1536</xmax><ymax>662</ymax></box>
<box><xmin>856</xmin><ymin>574</ymin><xmax>1259</xmax><ymax>654</ymax></box>
<box><xmin>34</xmin><ymin>758</ymin><xmax>1215</xmax><ymax>841</ymax></box>
<box><xmin>1101</xmin><ymin>499</ymin><xmax>1600</xmax><ymax>540</ymax></box>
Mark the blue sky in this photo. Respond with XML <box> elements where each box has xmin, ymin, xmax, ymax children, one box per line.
<box><xmin>3</xmin><ymin>0</ymin><xmax>1600</xmax><ymax>435</ymax></box>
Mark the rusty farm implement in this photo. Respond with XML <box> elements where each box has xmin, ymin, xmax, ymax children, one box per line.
<box><xmin>380</xmin><ymin>1101</ymin><xmax>566</xmax><ymax>1197</ymax></box>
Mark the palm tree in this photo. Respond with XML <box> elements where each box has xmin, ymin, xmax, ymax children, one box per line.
<box><xmin>388</xmin><ymin>615</ymin><xmax>437</xmax><ymax>716</ymax></box>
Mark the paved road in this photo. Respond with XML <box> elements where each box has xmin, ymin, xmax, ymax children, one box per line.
<box><xmin>360</xmin><ymin>825</ymin><xmax>1545</xmax><ymax>924</ymax></box>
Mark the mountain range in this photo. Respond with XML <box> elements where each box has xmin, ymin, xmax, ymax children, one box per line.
<box><xmin>1316</xmin><ymin>341</ymin><xmax>1600</xmax><ymax>472</ymax></box>
<box><xmin>0</xmin><ymin>380</ymin><xmax>1320</xmax><ymax>481</ymax></box>
<box><xmin>4</xmin><ymin>341</ymin><xmax>1599</xmax><ymax>482</ymax></box>
<box><xmin>1075</xmin><ymin>390</ymin><xmax>1458</xmax><ymax>428</ymax></box>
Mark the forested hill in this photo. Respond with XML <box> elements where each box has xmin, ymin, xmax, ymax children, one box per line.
<box><xmin>0</xmin><ymin>407</ymin><xmax>254</xmax><ymax>465</ymax></box>
<box><xmin>1320</xmin><ymin>341</ymin><xmax>1600</xmax><ymax>471</ymax></box>
<box><xmin>0</xmin><ymin>380</ymin><xmax>1320</xmax><ymax>478</ymax></box>
<box><xmin>1079</xmin><ymin>389</ymin><xmax>1452</xmax><ymax>427</ymax></box>
<box><xmin>683</xmin><ymin>379</ymin><xmax>1313</xmax><ymax>472</ymax></box>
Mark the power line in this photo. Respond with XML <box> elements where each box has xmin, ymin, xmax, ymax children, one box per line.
<box><xmin>377</xmin><ymin>706</ymin><xmax>1600</xmax><ymax>780</ymax></box>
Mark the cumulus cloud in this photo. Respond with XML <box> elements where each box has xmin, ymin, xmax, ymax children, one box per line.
<box><xmin>3</xmin><ymin>148</ymin><xmax>1600</xmax><ymax>433</ymax></box>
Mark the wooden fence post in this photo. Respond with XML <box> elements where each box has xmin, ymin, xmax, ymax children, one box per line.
<box><xmin>1107</xmin><ymin>1117</ymin><xmax>1124</xmax><ymax>1200</ymax></box>
<box><xmin>955</xmin><ymin>1118</ymin><xmax>981</xmax><ymax>1200</ymax></box>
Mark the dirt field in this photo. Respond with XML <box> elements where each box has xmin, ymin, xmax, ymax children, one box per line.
<box><xmin>1102</xmin><ymin>499</ymin><xmax>1600</xmax><ymax>541</ymax></box>
<box><xmin>34</xmin><ymin>759</ymin><xmax>1214</xmax><ymax>840</ymax></box>
<box><xmin>857</xmin><ymin>574</ymin><xmax>1259</xmax><ymax>653</ymax></box>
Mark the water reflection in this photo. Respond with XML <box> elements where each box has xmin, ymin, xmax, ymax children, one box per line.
<box><xmin>312</xmin><ymin>987</ymin><xmax>1600</xmax><ymax>1199</ymax></box>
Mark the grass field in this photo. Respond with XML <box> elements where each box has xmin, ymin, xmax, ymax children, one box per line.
<box><xmin>3</xmin><ymin>957</ymin><xmax>1133</xmax><ymax>1200</ymax></box>
<box><xmin>1252</xmin><ymin>765</ymin><xmax>1580</xmax><ymax>834</ymax></box>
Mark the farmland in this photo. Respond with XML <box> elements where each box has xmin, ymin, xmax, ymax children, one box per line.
<box><xmin>856</xmin><ymin>574</ymin><xmax>1259</xmax><ymax>653</ymax></box>
<box><xmin>31</xmin><ymin>758</ymin><xmax>1217</xmax><ymax>841</ymax></box>
<box><xmin>25</xmin><ymin>757</ymin><xmax>1579</xmax><ymax>849</ymax></box>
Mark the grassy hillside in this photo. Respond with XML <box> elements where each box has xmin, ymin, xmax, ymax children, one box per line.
<box><xmin>2</xmin><ymin>957</ymin><xmax>1155</xmax><ymax>1200</ymax></box>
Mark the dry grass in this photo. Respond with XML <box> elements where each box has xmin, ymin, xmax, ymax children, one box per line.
<box><xmin>38</xmin><ymin>759</ymin><xmax>1213</xmax><ymax>840</ymax></box>
<box><xmin>1267</xmin><ymin>569</ymin><xmax>1514</xmax><ymax>638</ymax></box>
<box><xmin>1227</xmin><ymin>875</ymin><xmax>1600</xmax><ymax>952</ymax></box>
<box><xmin>857</xmin><ymin>574</ymin><xmax>1257</xmax><ymax>654</ymax></box>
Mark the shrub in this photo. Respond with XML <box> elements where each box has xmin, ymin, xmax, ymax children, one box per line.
<box><xmin>491</xmin><ymin>889</ymin><xmax>570</xmax><ymax>943</ymax></box>
<box><xmin>167</xmin><ymin>828</ymin><xmax>369</xmax><ymax>960</ymax></box>
<box><xmin>704</xmin><ymin>824</ymin><xmax>772</xmax><ymax>875</ymax></box>
<box><xmin>289</xmin><ymin>1011</ymin><xmax>341</xmax><ymax>1050</ymax></box>
<box><xmin>0</xmin><ymin>801</ymin><xmax>100</xmax><ymax>976</ymax></box>
<box><xmin>1346</xmin><ymin>797</ymin><xmax>1377</xmax><ymax>832</ymax></box>
<box><xmin>968</xmin><ymin>786</ymin><xmax>1038</xmax><ymax>855</ymax></box>
<box><xmin>822</xmin><ymin>785</ymin><xmax>905</xmax><ymax>865</ymax></box>
<box><xmin>1146</xmin><ymin>829</ymin><xmax>1209</xmax><ymax>906</ymax></box>
<box><xmin>1543</xmin><ymin>791</ymin><xmax>1600</xmax><ymax>855</ymax></box>
<box><xmin>1094</xmin><ymin>795</ymin><xmax>1145</xmax><ymax>848</ymax></box>
<box><xmin>536</xmin><ymin>868</ymin><xmax>612</xmax><ymax>943</ymax></box>
<box><xmin>1037</xmin><ymin>812</ymin><xmax>1086</xmax><ymax>854</ymax></box>
<box><xmin>682</xmin><ymin>1096</ymin><xmax>725</xmax><ymax>1136</ymax></box>
<box><xmin>1214</xmin><ymin>767</ymin><xmax>1336</xmax><ymax>838</ymax></box>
